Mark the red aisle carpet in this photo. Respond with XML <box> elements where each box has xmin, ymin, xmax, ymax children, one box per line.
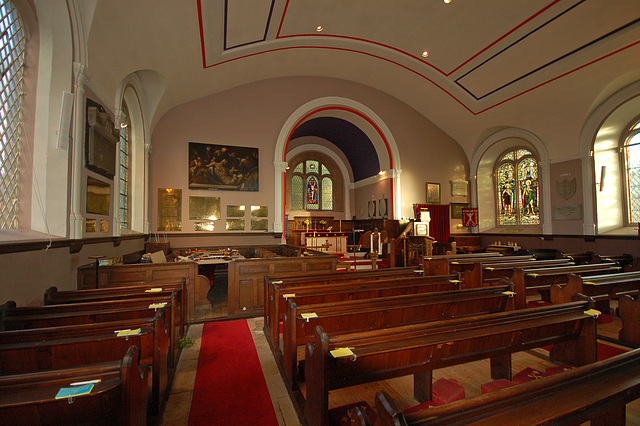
<box><xmin>188</xmin><ymin>320</ymin><xmax>279</xmax><ymax>426</ymax></box>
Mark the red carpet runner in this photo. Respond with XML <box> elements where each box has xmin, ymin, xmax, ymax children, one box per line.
<box><xmin>188</xmin><ymin>320</ymin><xmax>279</xmax><ymax>426</ymax></box>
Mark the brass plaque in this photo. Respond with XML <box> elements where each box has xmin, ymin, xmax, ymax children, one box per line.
<box><xmin>226</xmin><ymin>219</ymin><xmax>245</xmax><ymax>231</ymax></box>
<box><xmin>86</xmin><ymin>177</ymin><xmax>110</xmax><ymax>216</ymax></box>
<box><xmin>194</xmin><ymin>222</ymin><xmax>215</xmax><ymax>231</ymax></box>
<box><xmin>227</xmin><ymin>205</ymin><xmax>246</xmax><ymax>217</ymax></box>
<box><xmin>250</xmin><ymin>205</ymin><xmax>268</xmax><ymax>217</ymax></box>
<box><xmin>86</xmin><ymin>219</ymin><xmax>96</xmax><ymax>233</ymax></box>
<box><xmin>100</xmin><ymin>219</ymin><xmax>109</xmax><ymax>233</ymax></box>
<box><xmin>189</xmin><ymin>196</ymin><xmax>220</xmax><ymax>220</ymax></box>
<box><xmin>251</xmin><ymin>218</ymin><xmax>268</xmax><ymax>230</ymax></box>
<box><xmin>158</xmin><ymin>188</ymin><xmax>182</xmax><ymax>231</ymax></box>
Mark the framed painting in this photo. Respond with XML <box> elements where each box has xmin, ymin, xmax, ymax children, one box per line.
<box><xmin>189</xmin><ymin>142</ymin><xmax>258</xmax><ymax>191</ymax></box>
<box><xmin>426</xmin><ymin>182</ymin><xmax>441</xmax><ymax>204</ymax></box>
<box><xmin>451</xmin><ymin>202</ymin><xmax>469</xmax><ymax>219</ymax></box>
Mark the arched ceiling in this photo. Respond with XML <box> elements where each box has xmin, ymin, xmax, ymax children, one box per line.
<box><xmin>87</xmin><ymin>0</ymin><xmax>640</xmax><ymax>158</ymax></box>
<box><xmin>290</xmin><ymin>117</ymin><xmax>380</xmax><ymax>181</ymax></box>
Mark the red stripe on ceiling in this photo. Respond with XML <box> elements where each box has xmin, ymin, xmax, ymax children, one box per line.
<box><xmin>197</xmin><ymin>0</ymin><xmax>207</xmax><ymax>69</ymax></box>
<box><xmin>448</xmin><ymin>0</ymin><xmax>563</xmax><ymax>75</ymax></box>
<box><xmin>283</xmin><ymin>105</ymin><xmax>396</xmax><ymax>219</ymax></box>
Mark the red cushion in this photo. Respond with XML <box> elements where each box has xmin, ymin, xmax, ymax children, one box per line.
<box><xmin>513</xmin><ymin>367</ymin><xmax>546</xmax><ymax>383</ymax></box>
<box><xmin>481</xmin><ymin>378</ymin><xmax>517</xmax><ymax>394</ymax></box>
<box><xmin>431</xmin><ymin>378</ymin><xmax>465</xmax><ymax>405</ymax></box>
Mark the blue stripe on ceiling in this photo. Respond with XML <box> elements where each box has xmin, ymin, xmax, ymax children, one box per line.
<box><xmin>224</xmin><ymin>0</ymin><xmax>276</xmax><ymax>51</ymax></box>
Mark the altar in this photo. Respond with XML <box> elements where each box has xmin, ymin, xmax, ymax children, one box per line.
<box><xmin>299</xmin><ymin>230</ymin><xmax>348</xmax><ymax>252</ymax></box>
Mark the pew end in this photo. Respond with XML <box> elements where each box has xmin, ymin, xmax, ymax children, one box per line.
<box><xmin>375</xmin><ymin>391</ymin><xmax>405</xmax><ymax>426</ymax></box>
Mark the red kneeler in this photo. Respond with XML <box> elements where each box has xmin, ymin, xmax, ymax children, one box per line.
<box><xmin>404</xmin><ymin>378</ymin><xmax>465</xmax><ymax>415</ymax></box>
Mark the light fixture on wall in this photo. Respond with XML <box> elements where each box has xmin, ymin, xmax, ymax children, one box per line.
<box><xmin>316</xmin><ymin>25</ymin><xmax>323</xmax><ymax>32</ymax></box>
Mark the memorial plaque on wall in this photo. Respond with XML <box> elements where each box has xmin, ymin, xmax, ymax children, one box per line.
<box><xmin>189</xmin><ymin>196</ymin><xmax>220</xmax><ymax>220</ymax></box>
<box><xmin>86</xmin><ymin>219</ymin><xmax>96</xmax><ymax>233</ymax></box>
<box><xmin>194</xmin><ymin>222</ymin><xmax>215</xmax><ymax>231</ymax></box>
<box><xmin>86</xmin><ymin>177</ymin><xmax>110</xmax><ymax>216</ymax></box>
<box><xmin>158</xmin><ymin>188</ymin><xmax>182</xmax><ymax>231</ymax></box>
<box><xmin>226</xmin><ymin>218</ymin><xmax>245</xmax><ymax>231</ymax></box>
<box><xmin>227</xmin><ymin>205</ymin><xmax>246</xmax><ymax>217</ymax></box>
<box><xmin>250</xmin><ymin>205</ymin><xmax>268</xmax><ymax>217</ymax></box>
<box><xmin>251</xmin><ymin>219</ymin><xmax>268</xmax><ymax>230</ymax></box>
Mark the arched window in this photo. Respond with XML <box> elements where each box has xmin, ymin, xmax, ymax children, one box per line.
<box><xmin>118</xmin><ymin>102</ymin><xmax>130</xmax><ymax>229</ymax></box>
<box><xmin>289</xmin><ymin>158</ymin><xmax>334</xmax><ymax>211</ymax></box>
<box><xmin>496</xmin><ymin>148</ymin><xmax>540</xmax><ymax>225</ymax></box>
<box><xmin>622</xmin><ymin>119</ymin><xmax>640</xmax><ymax>224</ymax></box>
<box><xmin>0</xmin><ymin>0</ymin><xmax>25</xmax><ymax>230</ymax></box>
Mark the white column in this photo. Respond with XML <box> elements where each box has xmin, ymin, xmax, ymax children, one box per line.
<box><xmin>68</xmin><ymin>63</ymin><xmax>90</xmax><ymax>239</ymax></box>
<box><xmin>144</xmin><ymin>142</ymin><xmax>151</xmax><ymax>233</ymax></box>
<box><xmin>273</xmin><ymin>160</ymin><xmax>288</xmax><ymax>233</ymax></box>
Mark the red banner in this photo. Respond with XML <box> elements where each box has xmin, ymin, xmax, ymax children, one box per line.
<box><xmin>462</xmin><ymin>208</ymin><xmax>478</xmax><ymax>228</ymax></box>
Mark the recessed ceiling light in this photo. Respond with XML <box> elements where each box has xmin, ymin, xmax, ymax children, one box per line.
<box><xmin>422</xmin><ymin>51</ymin><xmax>429</xmax><ymax>58</ymax></box>
<box><xmin>444</xmin><ymin>0</ymin><xmax>452</xmax><ymax>3</ymax></box>
<box><xmin>316</xmin><ymin>25</ymin><xmax>323</xmax><ymax>32</ymax></box>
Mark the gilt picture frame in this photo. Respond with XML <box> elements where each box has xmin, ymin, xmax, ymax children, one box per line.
<box><xmin>426</xmin><ymin>182</ymin><xmax>441</xmax><ymax>204</ymax></box>
<box><xmin>188</xmin><ymin>142</ymin><xmax>258</xmax><ymax>191</ymax></box>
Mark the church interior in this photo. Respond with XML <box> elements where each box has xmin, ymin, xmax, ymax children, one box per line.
<box><xmin>2</xmin><ymin>0</ymin><xmax>640</xmax><ymax>424</ymax></box>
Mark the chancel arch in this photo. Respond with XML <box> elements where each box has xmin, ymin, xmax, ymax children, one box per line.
<box><xmin>273</xmin><ymin>97</ymin><xmax>401</xmax><ymax>233</ymax></box>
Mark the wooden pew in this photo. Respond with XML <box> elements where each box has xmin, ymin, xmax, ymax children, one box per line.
<box><xmin>422</xmin><ymin>252</ymin><xmax>507</xmax><ymax>275</ymax></box>
<box><xmin>375</xmin><ymin>347</ymin><xmax>640</xmax><ymax>426</ymax></box>
<box><xmin>45</xmin><ymin>278</ymin><xmax>187</xmax><ymax>340</ymax></box>
<box><xmin>0</xmin><ymin>310</ymin><xmax>169</xmax><ymax>415</ymax></box>
<box><xmin>269</xmin><ymin>274</ymin><xmax>461</xmax><ymax>350</ymax></box>
<box><xmin>264</xmin><ymin>267</ymin><xmax>423</xmax><ymax>335</ymax></box>
<box><xmin>447</xmin><ymin>255</ymin><xmax>535</xmax><ymax>274</ymax></box>
<box><xmin>511</xmin><ymin>262</ymin><xmax>622</xmax><ymax>309</ymax></box>
<box><xmin>304</xmin><ymin>300</ymin><xmax>597</xmax><ymax>426</ymax></box>
<box><xmin>0</xmin><ymin>345</ymin><xmax>148</xmax><ymax>426</ymax></box>
<box><xmin>1</xmin><ymin>293</ymin><xmax>181</xmax><ymax>367</ymax></box>
<box><xmin>464</xmin><ymin>258</ymin><xmax>575</xmax><ymax>288</ymax></box>
<box><xmin>282</xmin><ymin>283</ymin><xmax>516</xmax><ymax>390</ymax></box>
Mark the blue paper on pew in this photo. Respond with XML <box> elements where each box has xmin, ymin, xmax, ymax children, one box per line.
<box><xmin>55</xmin><ymin>383</ymin><xmax>94</xmax><ymax>399</ymax></box>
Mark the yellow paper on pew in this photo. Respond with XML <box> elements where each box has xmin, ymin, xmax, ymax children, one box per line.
<box><xmin>583</xmin><ymin>281</ymin><xmax>596</xmax><ymax>285</ymax></box>
<box><xmin>584</xmin><ymin>309</ymin><xmax>601</xmax><ymax>317</ymax></box>
<box><xmin>501</xmin><ymin>291</ymin><xmax>515</xmax><ymax>297</ymax></box>
<box><xmin>272</xmin><ymin>280</ymin><xmax>283</xmax><ymax>284</ymax></box>
<box><xmin>282</xmin><ymin>293</ymin><xmax>295</xmax><ymax>299</ymax></box>
<box><xmin>529</xmin><ymin>273</ymin><xmax>539</xmax><ymax>277</ymax></box>
<box><xmin>449</xmin><ymin>279</ymin><xmax>461</xmax><ymax>283</ymax></box>
<box><xmin>330</xmin><ymin>347</ymin><xmax>355</xmax><ymax>358</ymax></box>
<box><xmin>148</xmin><ymin>302</ymin><xmax>167</xmax><ymax>309</ymax></box>
<box><xmin>301</xmin><ymin>312</ymin><xmax>318</xmax><ymax>320</ymax></box>
<box><xmin>117</xmin><ymin>328</ymin><xmax>141</xmax><ymax>337</ymax></box>
<box><xmin>450</xmin><ymin>261</ymin><xmax>459</xmax><ymax>265</ymax></box>
<box><xmin>145</xmin><ymin>288</ymin><xmax>163</xmax><ymax>292</ymax></box>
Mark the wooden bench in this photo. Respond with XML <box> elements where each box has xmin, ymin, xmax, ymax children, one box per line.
<box><xmin>0</xmin><ymin>345</ymin><xmax>148</xmax><ymax>426</ymax></box>
<box><xmin>0</xmin><ymin>309</ymin><xmax>169</xmax><ymax>415</ymax></box>
<box><xmin>269</xmin><ymin>274</ymin><xmax>461</xmax><ymax>350</ymax></box>
<box><xmin>511</xmin><ymin>262</ymin><xmax>622</xmax><ymax>308</ymax></box>
<box><xmin>304</xmin><ymin>300</ymin><xmax>597</xmax><ymax>426</ymax></box>
<box><xmin>1</xmin><ymin>293</ymin><xmax>181</xmax><ymax>367</ymax></box>
<box><xmin>282</xmin><ymin>283</ymin><xmax>516</xmax><ymax>390</ymax></box>
<box><xmin>446</xmin><ymin>254</ymin><xmax>535</xmax><ymax>274</ymax></box>
<box><xmin>464</xmin><ymin>258</ymin><xmax>575</xmax><ymax>288</ymax></box>
<box><xmin>264</xmin><ymin>267</ymin><xmax>422</xmax><ymax>335</ymax></box>
<box><xmin>374</xmin><ymin>347</ymin><xmax>640</xmax><ymax>425</ymax></box>
<box><xmin>45</xmin><ymin>278</ymin><xmax>187</xmax><ymax>340</ymax></box>
<box><xmin>422</xmin><ymin>252</ymin><xmax>505</xmax><ymax>275</ymax></box>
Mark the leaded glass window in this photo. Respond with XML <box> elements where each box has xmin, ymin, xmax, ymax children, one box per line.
<box><xmin>118</xmin><ymin>105</ymin><xmax>130</xmax><ymax>229</ymax></box>
<box><xmin>0</xmin><ymin>1</ymin><xmax>25</xmax><ymax>230</ymax></box>
<box><xmin>291</xmin><ymin>175</ymin><xmax>303</xmax><ymax>210</ymax></box>
<box><xmin>496</xmin><ymin>148</ymin><xmax>540</xmax><ymax>226</ymax></box>
<box><xmin>623</xmin><ymin>123</ymin><xmax>640</xmax><ymax>223</ymax></box>
<box><xmin>289</xmin><ymin>158</ymin><xmax>335</xmax><ymax>211</ymax></box>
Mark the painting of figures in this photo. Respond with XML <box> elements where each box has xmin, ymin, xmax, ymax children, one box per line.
<box><xmin>189</xmin><ymin>142</ymin><xmax>259</xmax><ymax>191</ymax></box>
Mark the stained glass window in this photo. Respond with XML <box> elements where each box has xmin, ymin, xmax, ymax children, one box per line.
<box><xmin>496</xmin><ymin>148</ymin><xmax>540</xmax><ymax>225</ymax></box>
<box><xmin>306</xmin><ymin>176</ymin><xmax>319</xmax><ymax>210</ymax></box>
<box><xmin>623</xmin><ymin>126</ymin><xmax>640</xmax><ymax>223</ymax></box>
<box><xmin>289</xmin><ymin>158</ymin><xmax>334</xmax><ymax>211</ymax></box>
